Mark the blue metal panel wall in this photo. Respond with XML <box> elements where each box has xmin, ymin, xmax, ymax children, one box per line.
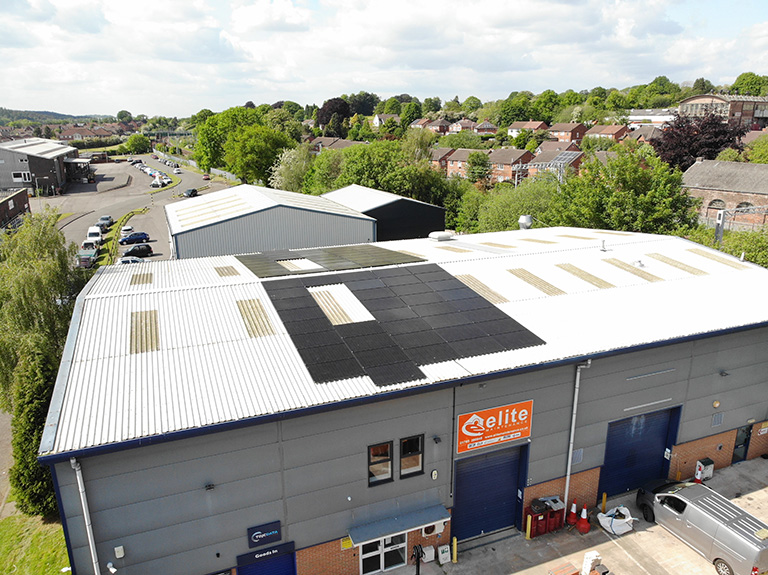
<box><xmin>237</xmin><ymin>553</ymin><xmax>295</xmax><ymax>575</ymax></box>
<box><xmin>598</xmin><ymin>407</ymin><xmax>680</xmax><ymax>497</ymax></box>
<box><xmin>452</xmin><ymin>447</ymin><xmax>521</xmax><ymax>540</ymax></box>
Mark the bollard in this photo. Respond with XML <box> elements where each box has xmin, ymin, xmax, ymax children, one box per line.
<box><xmin>526</xmin><ymin>514</ymin><xmax>532</xmax><ymax>540</ymax></box>
<box><xmin>452</xmin><ymin>536</ymin><xmax>458</xmax><ymax>563</ymax></box>
<box><xmin>601</xmin><ymin>492</ymin><xmax>607</xmax><ymax>514</ymax></box>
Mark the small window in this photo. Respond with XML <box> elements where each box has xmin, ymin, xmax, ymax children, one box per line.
<box><xmin>400</xmin><ymin>435</ymin><xmax>424</xmax><ymax>478</ymax></box>
<box><xmin>708</xmin><ymin>199</ymin><xmax>725</xmax><ymax>209</ymax></box>
<box><xmin>8</xmin><ymin>199</ymin><xmax>14</xmax><ymax>210</ymax></box>
<box><xmin>368</xmin><ymin>442</ymin><xmax>393</xmax><ymax>486</ymax></box>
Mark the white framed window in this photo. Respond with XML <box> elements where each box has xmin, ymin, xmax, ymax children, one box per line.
<box><xmin>360</xmin><ymin>533</ymin><xmax>407</xmax><ymax>574</ymax></box>
<box><xmin>12</xmin><ymin>171</ymin><xmax>31</xmax><ymax>182</ymax></box>
<box><xmin>368</xmin><ymin>442</ymin><xmax>393</xmax><ymax>486</ymax></box>
<box><xmin>400</xmin><ymin>435</ymin><xmax>424</xmax><ymax>478</ymax></box>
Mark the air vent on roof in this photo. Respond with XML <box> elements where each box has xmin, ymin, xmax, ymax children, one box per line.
<box><xmin>130</xmin><ymin>273</ymin><xmax>153</xmax><ymax>285</ymax></box>
<box><xmin>215</xmin><ymin>266</ymin><xmax>240</xmax><ymax>277</ymax></box>
<box><xmin>429</xmin><ymin>231</ymin><xmax>454</xmax><ymax>241</ymax></box>
<box><xmin>508</xmin><ymin>268</ymin><xmax>566</xmax><ymax>296</ymax></box>
<box><xmin>130</xmin><ymin>310</ymin><xmax>159</xmax><ymax>354</ymax></box>
<box><xmin>237</xmin><ymin>299</ymin><xmax>275</xmax><ymax>338</ymax></box>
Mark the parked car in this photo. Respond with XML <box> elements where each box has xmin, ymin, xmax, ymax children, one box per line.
<box><xmin>149</xmin><ymin>179</ymin><xmax>165</xmax><ymax>188</ymax></box>
<box><xmin>98</xmin><ymin>215</ymin><xmax>114</xmax><ymax>228</ymax></box>
<box><xmin>161</xmin><ymin>176</ymin><xmax>172</xmax><ymax>185</ymax></box>
<box><xmin>202</xmin><ymin>173</ymin><xmax>210</xmax><ymax>180</ymax></box>
<box><xmin>119</xmin><ymin>256</ymin><xmax>145</xmax><ymax>264</ymax></box>
<box><xmin>94</xmin><ymin>221</ymin><xmax>109</xmax><ymax>234</ymax></box>
<box><xmin>636</xmin><ymin>480</ymin><xmax>768</xmax><ymax>575</ymax></box>
<box><xmin>120</xmin><ymin>225</ymin><xmax>134</xmax><ymax>238</ymax></box>
<box><xmin>123</xmin><ymin>244</ymin><xmax>153</xmax><ymax>258</ymax></box>
<box><xmin>119</xmin><ymin>231</ymin><xmax>150</xmax><ymax>245</ymax></box>
<box><xmin>183</xmin><ymin>188</ymin><xmax>198</xmax><ymax>197</ymax></box>
<box><xmin>151</xmin><ymin>154</ymin><xmax>158</xmax><ymax>159</ymax></box>
<box><xmin>173</xmin><ymin>168</ymin><xmax>182</xmax><ymax>174</ymax></box>
<box><xmin>86</xmin><ymin>226</ymin><xmax>103</xmax><ymax>245</ymax></box>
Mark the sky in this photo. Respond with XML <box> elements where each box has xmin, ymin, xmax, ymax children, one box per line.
<box><xmin>2</xmin><ymin>0</ymin><xmax>767</xmax><ymax>119</ymax></box>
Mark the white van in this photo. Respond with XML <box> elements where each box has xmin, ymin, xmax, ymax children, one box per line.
<box><xmin>86</xmin><ymin>226</ymin><xmax>103</xmax><ymax>245</ymax></box>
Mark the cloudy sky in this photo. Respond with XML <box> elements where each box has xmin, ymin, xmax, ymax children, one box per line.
<box><xmin>2</xmin><ymin>0</ymin><xmax>767</xmax><ymax>118</ymax></box>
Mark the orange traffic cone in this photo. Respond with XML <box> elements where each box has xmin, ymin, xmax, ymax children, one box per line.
<box><xmin>576</xmin><ymin>504</ymin><xmax>591</xmax><ymax>534</ymax></box>
<box><xmin>694</xmin><ymin>462</ymin><xmax>703</xmax><ymax>484</ymax></box>
<box><xmin>566</xmin><ymin>499</ymin><xmax>578</xmax><ymax>525</ymax></box>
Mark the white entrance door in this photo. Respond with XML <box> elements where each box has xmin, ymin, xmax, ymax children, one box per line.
<box><xmin>360</xmin><ymin>533</ymin><xmax>407</xmax><ymax>574</ymax></box>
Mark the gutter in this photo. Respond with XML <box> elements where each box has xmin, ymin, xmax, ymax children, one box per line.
<box><xmin>71</xmin><ymin>457</ymin><xmax>101</xmax><ymax>575</ymax></box>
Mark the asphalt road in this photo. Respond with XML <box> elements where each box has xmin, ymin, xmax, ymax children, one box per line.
<box><xmin>39</xmin><ymin>155</ymin><xmax>227</xmax><ymax>260</ymax></box>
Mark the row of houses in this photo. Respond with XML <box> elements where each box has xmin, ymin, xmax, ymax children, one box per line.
<box><xmin>0</xmin><ymin>121</ymin><xmax>143</xmax><ymax>144</ymax></box>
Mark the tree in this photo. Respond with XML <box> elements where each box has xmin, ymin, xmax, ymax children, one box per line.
<box><xmin>650</xmin><ymin>112</ymin><xmax>748</xmax><ymax>171</ymax></box>
<box><xmin>189</xmin><ymin>108</ymin><xmax>214</xmax><ymax>130</ymax></box>
<box><xmin>269</xmin><ymin>144</ymin><xmax>313</xmax><ymax>192</ymax></box>
<box><xmin>317</xmin><ymin>97</ymin><xmax>351</xmax><ymax>127</ymax></box>
<box><xmin>531</xmin><ymin>90</ymin><xmax>560</xmax><ymax>124</ymax></box>
<box><xmin>423</xmin><ymin>97</ymin><xmax>442</xmax><ymax>113</ymax></box>
<box><xmin>117</xmin><ymin>110</ymin><xmax>132</xmax><ymax>123</ymax></box>
<box><xmin>303</xmin><ymin>149</ymin><xmax>344</xmax><ymax>194</ymax></box>
<box><xmin>264</xmin><ymin>108</ymin><xmax>302</xmax><ymax>142</ymax></box>
<box><xmin>462</xmin><ymin>96</ymin><xmax>482</xmax><ymax>114</ymax></box>
<box><xmin>730</xmin><ymin>72</ymin><xmax>768</xmax><ymax>96</ymax></box>
<box><xmin>466</xmin><ymin>152</ymin><xmax>492</xmax><ymax>187</ymax></box>
<box><xmin>0</xmin><ymin>210</ymin><xmax>88</xmax><ymax>516</ymax></box>
<box><xmin>126</xmin><ymin>133</ymin><xmax>151</xmax><ymax>154</ymax></box>
<box><xmin>400</xmin><ymin>102</ymin><xmax>422</xmax><ymax>129</ymax></box>
<box><xmin>692</xmin><ymin>77</ymin><xmax>715</xmax><ymax>95</ymax></box>
<box><xmin>383</xmin><ymin>97</ymin><xmax>402</xmax><ymax>115</ymax></box>
<box><xmin>747</xmin><ymin>135</ymin><xmax>768</xmax><ymax>163</ymax></box>
<box><xmin>223</xmin><ymin>125</ymin><xmax>295</xmax><ymax>185</ymax></box>
<box><xmin>401</xmin><ymin>128</ymin><xmax>437</xmax><ymax>162</ymax></box>
<box><xmin>477</xmin><ymin>175</ymin><xmax>559</xmax><ymax>232</ymax></box>
<box><xmin>346</xmin><ymin>91</ymin><xmax>381</xmax><ymax>116</ymax></box>
<box><xmin>437</xmin><ymin>131</ymin><xmax>484</xmax><ymax>149</ymax></box>
<box><xmin>548</xmin><ymin>143</ymin><xmax>699</xmax><ymax>234</ymax></box>
<box><xmin>715</xmin><ymin>147</ymin><xmax>744</xmax><ymax>162</ymax></box>
<box><xmin>323</xmin><ymin>112</ymin><xmax>347</xmax><ymax>138</ymax></box>
<box><xmin>195</xmin><ymin>106</ymin><xmax>262</xmax><ymax>172</ymax></box>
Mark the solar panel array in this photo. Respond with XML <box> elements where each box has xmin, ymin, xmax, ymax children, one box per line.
<box><xmin>264</xmin><ymin>264</ymin><xmax>545</xmax><ymax>386</ymax></box>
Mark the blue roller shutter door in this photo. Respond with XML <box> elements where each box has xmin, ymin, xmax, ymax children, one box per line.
<box><xmin>453</xmin><ymin>447</ymin><xmax>520</xmax><ymax>540</ymax></box>
<box><xmin>237</xmin><ymin>553</ymin><xmax>296</xmax><ymax>575</ymax></box>
<box><xmin>598</xmin><ymin>407</ymin><xmax>679</xmax><ymax>497</ymax></box>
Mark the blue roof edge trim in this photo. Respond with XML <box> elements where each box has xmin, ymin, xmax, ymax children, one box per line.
<box><xmin>38</xmin><ymin>320</ymin><xmax>768</xmax><ymax>465</ymax></box>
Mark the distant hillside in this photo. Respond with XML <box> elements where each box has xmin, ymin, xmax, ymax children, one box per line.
<box><xmin>0</xmin><ymin>107</ymin><xmax>111</xmax><ymax>125</ymax></box>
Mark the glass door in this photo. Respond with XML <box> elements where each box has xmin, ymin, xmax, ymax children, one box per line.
<box><xmin>359</xmin><ymin>533</ymin><xmax>407</xmax><ymax>574</ymax></box>
<box><xmin>732</xmin><ymin>425</ymin><xmax>752</xmax><ymax>464</ymax></box>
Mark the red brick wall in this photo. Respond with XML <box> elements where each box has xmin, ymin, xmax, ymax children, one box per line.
<box><xmin>669</xmin><ymin>429</ymin><xmax>737</xmax><ymax>481</ymax></box>
<box><xmin>524</xmin><ymin>467</ymin><xmax>601</xmax><ymax>510</ymax></box>
<box><xmin>406</xmin><ymin>519</ymin><xmax>452</xmax><ymax>565</ymax></box>
<box><xmin>296</xmin><ymin>537</ymin><xmax>359</xmax><ymax>575</ymax></box>
<box><xmin>686</xmin><ymin>186</ymin><xmax>768</xmax><ymax>225</ymax></box>
<box><xmin>748</xmin><ymin>421</ymin><xmax>768</xmax><ymax>460</ymax></box>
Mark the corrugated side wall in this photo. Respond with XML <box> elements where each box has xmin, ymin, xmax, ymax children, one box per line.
<box><xmin>174</xmin><ymin>206</ymin><xmax>376</xmax><ymax>259</ymax></box>
<box><xmin>55</xmin><ymin>389</ymin><xmax>453</xmax><ymax>575</ymax></box>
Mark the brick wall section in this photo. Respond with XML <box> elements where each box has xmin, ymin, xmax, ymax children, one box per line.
<box><xmin>406</xmin><ymin>519</ymin><xmax>452</xmax><ymax>565</ymax></box>
<box><xmin>296</xmin><ymin>537</ymin><xmax>359</xmax><ymax>575</ymax></box>
<box><xmin>669</xmin><ymin>429</ymin><xmax>737</xmax><ymax>480</ymax></box>
<box><xmin>748</xmin><ymin>421</ymin><xmax>768</xmax><ymax>459</ymax></box>
<box><xmin>686</xmin><ymin>186</ymin><xmax>768</xmax><ymax>225</ymax></box>
<box><xmin>524</xmin><ymin>467</ymin><xmax>601</xmax><ymax>511</ymax></box>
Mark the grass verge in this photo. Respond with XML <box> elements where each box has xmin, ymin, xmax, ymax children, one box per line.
<box><xmin>0</xmin><ymin>515</ymin><xmax>69</xmax><ymax>574</ymax></box>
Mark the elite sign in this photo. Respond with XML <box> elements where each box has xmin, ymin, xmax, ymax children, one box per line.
<box><xmin>457</xmin><ymin>400</ymin><xmax>533</xmax><ymax>454</ymax></box>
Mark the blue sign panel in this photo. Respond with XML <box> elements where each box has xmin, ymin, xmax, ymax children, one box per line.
<box><xmin>237</xmin><ymin>542</ymin><xmax>295</xmax><ymax>567</ymax></box>
<box><xmin>247</xmin><ymin>520</ymin><xmax>281</xmax><ymax>548</ymax></box>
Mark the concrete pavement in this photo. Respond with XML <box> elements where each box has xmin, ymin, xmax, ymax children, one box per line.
<box><xmin>393</xmin><ymin>456</ymin><xmax>768</xmax><ymax>575</ymax></box>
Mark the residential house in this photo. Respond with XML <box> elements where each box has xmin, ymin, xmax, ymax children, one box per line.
<box><xmin>372</xmin><ymin>114</ymin><xmax>400</xmax><ymax>129</ymax></box>
<box><xmin>683</xmin><ymin>158</ymin><xmax>768</xmax><ymax>226</ymax></box>
<box><xmin>547</xmin><ymin>123</ymin><xmax>587</xmax><ymax>144</ymax></box>
<box><xmin>307</xmin><ymin>137</ymin><xmax>361</xmax><ymax>154</ymax></box>
<box><xmin>430</xmin><ymin>148</ymin><xmax>454</xmax><ymax>172</ymax></box>
<box><xmin>679</xmin><ymin>94</ymin><xmax>768</xmax><ymax>129</ymax></box>
<box><xmin>474</xmin><ymin>120</ymin><xmax>498</xmax><ymax>135</ymax></box>
<box><xmin>0</xmin><ymin>188</ymin><xmax>30</xmax><ymax>229</ymax></box>
<box><xmin>445</xmin><ymin>148</ymin><xmax>491</xmax><ymax>179</ymax></box>
<box><xmin>584</xmin><ymin>124</ymin><xmax>629</xmax><ymax>141</ymax></box>
<box><xmin>59</xmin><ymin>127</ymin><xmax>97</xmax><ymax>141</ymax></box>
<box><xmin>409</xmin><ymin>118</ymin><xmax>430</xmax><ymax>129</ymax></box>
<box><xmin>527</xmin><ymin>150</ymin><xmax>584</xmax><ymax>180</ymax></box>
<box><xmin>487</xmin><ymin>148</ymin><xmax>534</xmax><ymax>183</ymax></box>
<box><xmin>448</xmin><ymin>118</ymin><xmax>477</xmax><ymax>134</ymax></box>
<box><xmin>426</xmin><ymin>119</ymin><xmax>450</xmax><ymax>135</ymax></box>
<box><xmin>507</xmin><ymin>121</ymin><xmax>548</xmax><ymax>138</ymax></box>
<box><xmin>624</xmin><ymin>126</ymin><xmax>663</xmax><ymax>143</ymax></box>
<box><xmin>535</xmin><ymin>141</ymin><xmax>580</xmax><ymax>155</ymax></box>
<box><xmin>626</xmin><ymin>109</ymin><xmax>675</xmax><ymax>129</ymax></box>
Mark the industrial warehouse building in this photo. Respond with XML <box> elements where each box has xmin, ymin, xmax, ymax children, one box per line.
<box><xmin>40</xmin><ymin>228</ymin><xmax>768</xmax><ymax>575</ymax></box>
<box><xmin>322</xmin><ymin>185</ymin><xmax>445</xmax><ymax>241</ymax></box>
<box><xmin>164</xmin><ymin>185</ymin><xmax>377</xmax><ymax>259</ymax></box>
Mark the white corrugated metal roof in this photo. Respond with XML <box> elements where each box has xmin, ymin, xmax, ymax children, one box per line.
<box><xmin>165</xmin><ymin>185</ymin><xmax>374</xmax><ymax>234</ymax></box>
<box><xmin>41</xmin><ymin>228</ymin><xmax>768</xmax><ymax>456</ymax></box>
<box><xmin>323</xmin><ymin>185</ymin><xmax>440</xmax><ymax>212</ymax></box>
<box><xmin>0</xmin><ymin>137</ymin><xmax>76</xmax><ymax>159</ymax></box>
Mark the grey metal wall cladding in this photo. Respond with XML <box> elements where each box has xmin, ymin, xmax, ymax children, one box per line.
<box><xmin>598</xmin><ymin>407</ymin><xmax>679</xmax><ymax>497</ymax></box>
<box><xmin>237</xmin><ymin>553</ymin><xmax>296</xmax><ymax>575</ymax></box>
<box><xmin>174</xmin><ymin>206</ymin><xmax>375</xmax><ymax>259</ymax></box>
<box><xmin>453</xmin><ymin>447</ymin><xmax>521</xmax><ymax>540</ymax></box>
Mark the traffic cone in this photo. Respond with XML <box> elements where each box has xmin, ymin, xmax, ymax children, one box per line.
<box><xmin>576</xmin><ymin>504</ymin><xmax>591</xmax><ymax>534</ymax></box>
<box><xmin>694</xmin><ymin>462</ymin><xmax>703</xmax><ymax>484</ymax></box>
<box><xmin>566</xmin><ymin>499</ymin><xmax>578</xmax><ymax>525</ymax></box>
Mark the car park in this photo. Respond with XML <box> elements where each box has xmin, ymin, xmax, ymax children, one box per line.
<box><xmin>120</xmin><ymin>225</ymin><xmax>134</xmax><ymax>238</ymax></box>
<box><xmin>183</xmin><ymin>188</ymin><xmax>198</xmax><ymax>197</ymax></box>
<box><xmin>636</xmin><ymin>481</ymin><xmax>768</xmax><ymax>575</ymax></box>
<box><xmin>119</xmin><ymin>256</ymin><xmax>145</xmax><ymax>264</ymax></box>
<box><xmin>123</xmin><ymin>243</ymin><xmax>153</xmax><ymax>258</ymax></box>
<box><xmin>119</xmin><ymin>231</ymin><xmax>150</xmax><ymax>245</ymax></box>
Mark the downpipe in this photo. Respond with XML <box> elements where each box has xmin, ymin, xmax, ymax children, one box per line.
<box><xmin>563</xmin><ymin>360</ymin><xmax>591</xmax><ymax>520</ymax></box>
<box><xmin>71</xmin><ymin>457</ymin><xmax>102</xmax><ymax>575</ymax></box>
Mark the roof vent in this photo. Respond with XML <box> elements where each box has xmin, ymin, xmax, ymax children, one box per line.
<box><xmin>518</xmin><ymin>215</ymin><xmax>533</xmax><ymax>230</ymax></box>
<box><xmin>428</xmin><ymin>231</ymin><xmax>454</xmax><ymax>241</ymax></box>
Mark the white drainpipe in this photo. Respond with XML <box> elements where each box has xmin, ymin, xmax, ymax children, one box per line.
<box><xmin>71</xmin><ymin>457</ymin><xmax>102</xmax><ymax>575</ymax></box>
<box><xmin>562</xmin><ymin>360</ymin><xmax>591</xmax><ymax>520</ymax></box>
